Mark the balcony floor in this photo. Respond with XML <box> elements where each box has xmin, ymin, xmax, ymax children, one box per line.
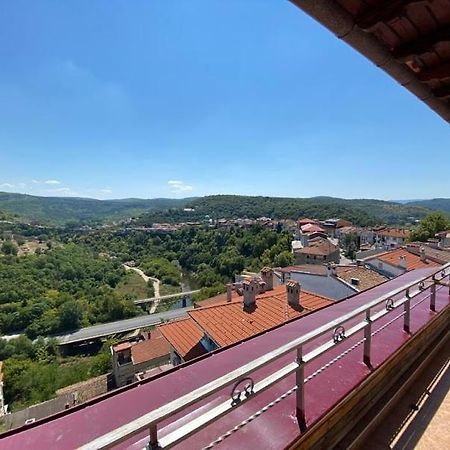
<box><xmin>1</xmin><ymin>268</ymin><xmax>449</xmax><ymax>450</ymax></box>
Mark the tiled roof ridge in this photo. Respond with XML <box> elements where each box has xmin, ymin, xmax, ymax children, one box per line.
<box><xmin>191</xmin><ymin>287</ymin><xmax>333</xmax><ymax>312</ymax></box>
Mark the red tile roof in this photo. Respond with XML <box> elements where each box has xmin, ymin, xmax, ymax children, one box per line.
<box><xmin>301</xmin><ymin>223</ymin><xmax>325</xmax><ymax>234</ymax></box>
<box><xmin>369</xmin><ymin>248</ymin><xmax>440</xmax><ymax>271</ymax></box>
<box><xmin>376</xmin><ymin>228</ymin><xmax>411</xmax><ymax>239</ymax></box>
<box><xmin>113</xmin><ymin>342</ymin><xmax>132</xmax><ymax>352</ymax></box>
<box><xmin>131</xmin><ymin>329</ymin><xmax>170</xmax><ymax>365</ymax></box>
<box><xmin>298</xmin><ymin>218</ymin><xmax>317</xmax><ymax>225</ymax></box>
<box><xmin>188</xmin><ymin>285</ymin><xmax>333</xmax><ymax>348</ymax></box>
<box><xmin>158</xmin><ymin>318</ymin><xmax>207</xmax><ymax>361</ymax></box>
<box><xmin>295</xmin><ymin>238</ymin><xmax>338</xmax><ymax>256</ymax></box>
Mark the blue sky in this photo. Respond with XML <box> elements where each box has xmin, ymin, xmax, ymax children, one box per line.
<box><xmin>0</xmin><ymin>1</ymin><xmax>449</xmax><ymax>200</ymax></box>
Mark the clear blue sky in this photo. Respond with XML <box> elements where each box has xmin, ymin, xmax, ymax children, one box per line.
<box><xmin>0</xmin><ymin>1</ymin><xmax>449</xmax><ymax>200</ymax></box>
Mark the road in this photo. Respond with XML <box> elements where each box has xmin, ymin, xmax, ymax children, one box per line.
<box><xmin>55</xmin><ymin>306</ymin><xmax>192</xmax><ymax>345</ymax></box>
<box><xmin>123</xmin><ymin>264</ymin><xmax>161</xmax><ymax>312</ymax></box>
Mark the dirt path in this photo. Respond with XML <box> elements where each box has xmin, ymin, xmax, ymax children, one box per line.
<box><xmin>123</xmin><ymin>265</ymin><xmax>161</xmax><ymax>312</ymax></box>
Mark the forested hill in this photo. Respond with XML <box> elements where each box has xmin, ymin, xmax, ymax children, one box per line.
<box><xmin>406</xmin><ymin>198</ymin><xmax>450</xmax><ymax>214</ymax></box>
<box><xmin>138</xmin><ymin>195</ymin><xmax>431</xmax><ymax>226</ymax></box>
<box><xmin>0</xmin><ymin>192</ymin><xmax>191</xmax><ymax>225</ymax></box>
<box><xmin>0</xmin><ymin>192</ymin><xmax>434</xmax><ymax>226</ymax></box>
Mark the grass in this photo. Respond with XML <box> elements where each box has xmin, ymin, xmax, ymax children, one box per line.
<box><xmin>159</xmin><ymin>283</ymin><xmax>182</xmax><ymax>296</ymax></box>
<box><xmin>115</xmin><ymin>271</ymin><xmax>154</xmax><ymax>299</ymax></box>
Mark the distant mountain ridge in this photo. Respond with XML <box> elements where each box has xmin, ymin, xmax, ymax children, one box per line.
<box><xmin>405</xmin><ymin>198</ymin><xmax>450</xmax><ymax>214</ymax></box>
<box><xmin>0</xmin><ymin>192</ymin><xmax>443</xmax><ymax>226</ymax></box>
<box><xmin>0</xmin><ymin>192</ymin><xmax>193</xmax><ymax>225</ymax></box>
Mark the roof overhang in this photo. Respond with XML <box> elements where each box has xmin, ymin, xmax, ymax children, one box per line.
<box><xmin>290</xmin><ymin>0</ymin><xmax>450</xmax><ymax>123</ymax></box>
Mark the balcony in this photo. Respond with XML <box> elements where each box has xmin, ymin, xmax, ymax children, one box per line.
<box><xmin>1</xmin><ymin>264</ymin><xmax>449</xmax><ymax>450</ymax></box>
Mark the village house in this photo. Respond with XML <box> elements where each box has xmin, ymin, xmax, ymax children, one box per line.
<box><xmin>436</xmin><ymin>230</ymin><xmax>450</xmax><ymax>249</ymax></box>
<box><xmin>294</xmin><ymin>237</ymin><xmax>340</xmax><ymax>265</ymax></box>
<box><xmin>363</xmin><ymin>246</ymin><xmax>440</xmax><ymax>278</ymax></box>
<box><xmin>159</xmin><ymin>277</ymin><xmax>333</xmax><ymax>366</ymax></box>
<box><xmin>374</xmin><ymin>227</ymin><xmax>411</xmax><ymax>249</ymax></box>
<box><xmin>275</xmin><ymin>263</ymin><xmax>388</xmax><ymax>301</ymax></box>
<box><xmin>111</xmin><ymin>329</ymin><xmax>171</xmax><ymax>387</ymax></box>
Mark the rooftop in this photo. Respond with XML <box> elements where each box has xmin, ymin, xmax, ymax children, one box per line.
<box><xmin>336</xmin><ymin>265</ymin><xmax>388</xmax><ymax>291</ymax></box>
<box><xmin>158</xmin><ymin>317</ymin><xmax>207</xmax><ymax>361</ymax></box>
<box><xmin>188</xmin><ymin>285</ymin><xmax>333</xmax><ymax>347</ymax></box>
<box><xmin>300</xmin><ymin>223</ymin><xmax>325</xmax><ymax>234</ymax></box>
<box><xmin>376</xmin><ymin>228</ymin><xmax>411</xmax><ymax>239</ymax></box>
<box><xmin>367</xmin><ymin>248</ymin><xmax>441</xmax><ymax>270</ymax></box>
<box><xmin>295</xmin><ymin>238</ymin><xmax>338</xmax><ymax>256</ymax></box>
<box><xmin>131</xmin><ymin>329</ymin><xmax>170</xmax><ymax>365</ymax></box>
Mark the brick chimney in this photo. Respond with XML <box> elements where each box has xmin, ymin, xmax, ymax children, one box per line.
<box><xmin>420</xmin><ymin>246</ymin><xmax>426</xmax><ymax>262</ymax></box>
<box><xmin>286</xmin><ymin>280</ymin><xmax>302</xmax><ymax>310</ymax></box>
<box><xmin>242</xmin><ymin>279</ymin><xmax>256</xmax><ymax>308</ymax></box>
<box><xmin>257</xmin><ymin>280</ymin><xmax>266</xmax><ymax>294</ymax></box>
<box><xmin>260</xmin><ymin>267</ymin><xmax>274</xmax><ymax>290</ymax></box>
<box><xmin>399</xmin><ymin>255</ymin><xmax>407</xmax><ymax>270</ymax></box>
<box><xmin>226</xmin><ymin>283</ymin><xmax>233</xmax><ymax>302</ymax></box>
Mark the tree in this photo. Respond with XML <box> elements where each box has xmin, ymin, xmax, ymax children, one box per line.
<box><xmin>58</xmin><ymin>300</ymin><xmax>83</xmax><ymax>331</ymax></box>
<box><xmin>410</xmin><ymin>212</ymin><xmax>450</xmax><ymax>242</ymax></box>
<box><xmin>1</xmin><ymin>240</ymin><xmax>18</xmax><ymax>256</ymax></box>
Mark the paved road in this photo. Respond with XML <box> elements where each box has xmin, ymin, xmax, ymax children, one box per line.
<box><xmin>56</xmin><ymin>307</ymin><xmax>192</xmax><ymax>345</ymax></box>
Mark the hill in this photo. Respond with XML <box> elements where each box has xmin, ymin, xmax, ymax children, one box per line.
<box><xmin>0</xmin><ymin>192</ymin><xmax>433</xmax><ymax>227</ymax></box>
<box><xmin>138</xmin><ymin>195</ymin><xmax>431</xmax><ymax>226</ymax></box>
<box><xmin>0</xmin><ymin>192</ymin><xmax>192</xmax><ymax>225</ymax></box>
<box><xmin>406</xmin><ymin>198</ymin><xmax>450</xmax><ymax>215</ymax></box>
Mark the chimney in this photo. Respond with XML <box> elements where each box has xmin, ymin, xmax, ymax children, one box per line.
<box><xmin>420</xmin><ymin>246</ymin><xmax>426</xmax><ymax>262</ymax></box>
<box><xmin>226</xmin><ymin>283</ymin><xmax>233</xmax><ymax>302</ymax></box>
<box><xmin>350</xmin><ymin>277</ymin><xmax>360</xmax><ymax>286</ymax></box>
<box><xmin>328</xmin><ymin>262</ymin><xmax>337</xmax><ymax>277</ymax></box>
<box><xmin>257</xmin><ymin>280</ymin><xmax>266</xmax><ymax>294</ymax></box>
<box><xmin>260</xmin><ymin>267</ymin><xmax>274</xmax><ymax>290</ymax></box>
<box><xmin>242</xmin><ymin>279</ymin><xmax>256</xmax><ymax>308</ymax></box>
<box><xmin>286</xmin><ymin>280</ymin><xmax>302</xmax><ymax>310</ymax></box>
<box><xmin>399</xmin><ymin>255</ymin><xmax>407</xmax><ymax>270</ymax></box>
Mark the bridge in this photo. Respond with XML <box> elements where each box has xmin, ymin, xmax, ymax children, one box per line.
<box><xmin>3</xmin><ymin>263</ymin><xmax>449</xmax><ymax>449</ymax></box>
<box><xmin>133</xmin><ymin>290</ymin><xmax>201</xmax><ymax>306</ymax></box>
<box><xmin>55</xmin><ymin>306</ymin><xmax>193</xmax><ymax>345</ymax></box>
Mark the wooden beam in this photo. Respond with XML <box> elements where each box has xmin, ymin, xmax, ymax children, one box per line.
<box><xmin>417</xmin><ymin>61</ymin><xmax>450</xmax><ymax>81</ymax></box>
<box><xmin>356</xmin><ymin>1</ymin><xmax>422</xmax><ymax>30</ymax></box>
<box><xmin>393</xmin><ymin>26</ymin><xmax>450</xmax><ymax>61</ymax></box>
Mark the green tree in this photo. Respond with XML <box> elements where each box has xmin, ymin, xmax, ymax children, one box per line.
<box><xmin>1</xmin><ymin>240</ymin><xmax>18</xmax><ymax>256</ymax></box>
<box><xmin>410</xmin><ymin>212</ymin><xmax>450</xmax><ymax>242</ymax></box>
<box><xmin>58</xmin><ymin>300</ymin><xmax>83</xmax><ymax>331</ymax></box>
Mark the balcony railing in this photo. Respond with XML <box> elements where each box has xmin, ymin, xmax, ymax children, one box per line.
<box><xmin>80</xmin><ymin>262</ymin><xmax>450</xmax><ymax>450</ymax></box>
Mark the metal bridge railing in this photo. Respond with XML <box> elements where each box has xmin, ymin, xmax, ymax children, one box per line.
<box><xmin>80</xmin><ymin>262</ymin><xmax>450</xmax><ymax>450</ymax></box>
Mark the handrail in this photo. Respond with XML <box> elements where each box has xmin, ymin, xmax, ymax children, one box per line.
<box><xmin>80</xmin><ymin>263</ymin><xmax>450</xmax><ymax>450</ymax></box>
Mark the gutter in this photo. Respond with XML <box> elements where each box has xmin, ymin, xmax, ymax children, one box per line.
<box><xmin>290</xmin><ymin>0</ymin><xmax>450</xmax><ymax>124</ymax></box>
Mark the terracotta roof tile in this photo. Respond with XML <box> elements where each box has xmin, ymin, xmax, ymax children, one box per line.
<box><xmin>158</xmin><ymin>318</ymin><xmax>207</xmax><ymax>361</ymax></box>
<box><xmin>188</xmin><ymin>285</ymin><xmax>333</xmax><ymax>348</ymax></box>
<box><xmin>295</xmin><ymin>238</ymin><xmax>338</xmax><ymax>256</ymax></box>
<box><xmin>376</xmin><ymin>228</ymin><xmax>411</xmax><ymax>239</ymax></box>
<box><xmin>368</xmin><ymin>248</ymin><xmax>440</xmax><ymax>271</ymax></box>
<box><xmin>131</xmin><ymin>329</ymin><xmax>170</xmax><ymax>365</ymax></box>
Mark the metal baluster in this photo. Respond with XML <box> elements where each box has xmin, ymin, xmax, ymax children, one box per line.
<box><xmin>363</xmin><ymin>309</ymin><xmax>372</xmax><ymax>367</ymax></box>
<box><xmin>148</xmin><ymin>424</ymin><xmax>158</xmax><ymax>449</ymax></box>
<box><xmin>296</xmin><ymin>346</ymin><xmax>306</xmax><ymax>431</ymax></box>
<box><xmin>430</xmin><ymin>282</ymin><xmax>436</xmax><ymax>312</ymax></box>
<box><xmin>404</xmin><ymin>289</ymin><xmax>410</xmax><ymax>334</ymax></box>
